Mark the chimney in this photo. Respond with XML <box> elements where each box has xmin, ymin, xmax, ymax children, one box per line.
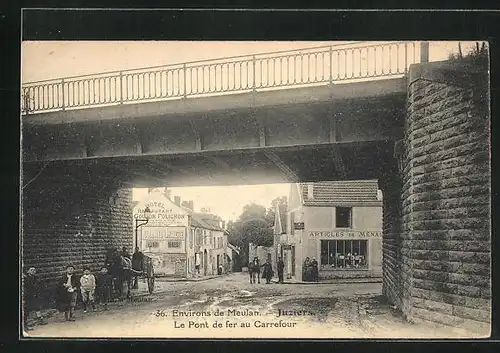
<box><xmin>221</xmin><ymin>220</ymin><xmax>226</xmax><ymax>229</ymax></box>
<box><xmin>189</xmin><ymin>200</ymin><xmax>194</xmax><ymax>211</ymax></box>
<box><xmin>307</xmin><ymin>184</ymin><xmax>314</xmax><ymax>200</ymax></box>
<box><xmin>174</xmin><ymin>196</ymin><xmax>181</xmax><ymax>206</ymax></box>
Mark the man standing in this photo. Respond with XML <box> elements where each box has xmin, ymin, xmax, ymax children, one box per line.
<box><xmin>277</xmin><ymin>257</ymin><xmax>285</xmax><ymax>284</ymax></box>
<box><xmin>131</xmin><ymin>247</ymin><xmax>144</xmax><ymax>289</ymax></box>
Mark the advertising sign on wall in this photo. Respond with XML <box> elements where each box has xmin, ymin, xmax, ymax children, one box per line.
<box><xmin>308</xmin><ymin>230</ymin><xmax>382</xmax><ymax>239</ymax></box>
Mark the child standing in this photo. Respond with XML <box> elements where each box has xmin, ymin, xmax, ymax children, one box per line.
<box><xmin>95</xmin><ymin>267</ymin><xmax>112</xmax><ymax>311</ymax></box>
<box><xmin>80</xmin><ymin>267</ymin><xmax>96</xmax><ymax>313</ymax></box>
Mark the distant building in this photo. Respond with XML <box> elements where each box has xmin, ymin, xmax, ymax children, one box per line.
<box><xmin>133</xmin><ymin>191</ymin><xmax>228</xmax><ymax>278</ymax></box>
<box><xmin>276</xmin><ymin>180</ymin><xmax>382</xmax><ymax>281</ymax></box>
<box><xmin>226</xmin><ymin>243</ymin><xmax>242</xmax><ymax>272</ymax></box>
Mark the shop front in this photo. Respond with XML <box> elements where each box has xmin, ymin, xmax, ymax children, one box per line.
<box><xmin>307</xmin><ymin>229</ymin><xmax>382</xmax><ymax>279</ymax></box>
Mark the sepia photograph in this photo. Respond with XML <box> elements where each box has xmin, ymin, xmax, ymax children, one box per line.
<box><xmin>20</xmin><ymin>39</ymin><xmax>491</xmax><ymax>339</ymax></box>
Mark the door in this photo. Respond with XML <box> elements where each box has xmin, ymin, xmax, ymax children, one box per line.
<box><xmin>291</xmin><ymin>246</ymin><xmax>296</xmax><ymax>276</ymax></box>
<box><xmin>204</xmin><ymin>249</ymin><xmax>208</xmax><ymax>276</ymax></box>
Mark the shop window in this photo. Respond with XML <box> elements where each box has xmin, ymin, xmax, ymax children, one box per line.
<box><xmin>168</xmin><ymin>240</ymin><xmax>181</xmax><ymax>248</ymax></box>
<box><xmin>336</xmin><ymin>207</ymin><xmax>352</xmax><ymax>228</ymax></box>
<box><xmin>320</xmin><ymin>240</ymin><xmax>368</xmax><ymax>270</ymax></box>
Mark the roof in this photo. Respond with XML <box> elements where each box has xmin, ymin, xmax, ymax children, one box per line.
<box><xmin>227</xmin><ymin>243</ymin><xmax>240</xmax><ymax>255</ymax></box>
<box><xmin>189</xmin><ymin>212</ymin><xmax>226</xmax><ymax>232</ymax></box>
<box><xmin>273</xmin><ymin>211</ymin><xmax>287</xmax><ymax>235</ymax></box>
<box><xmin>300</xmin><ymin>180</ymin><xmax>380</xmax><ymax>206</ymax></box>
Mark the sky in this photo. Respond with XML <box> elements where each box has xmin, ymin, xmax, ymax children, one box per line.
<box><xmin>21</xmin><ymin>40</ymin><xmax>481</xmax><ymax>222</ymax></box>
<box><xmin>133</xmin><ymin>184</ymin><xmax>291</xmax><ymax>222</ymax></box>
<box><xmin>21</xmin><ymin>41</ymin><xmax>478</xmax><ymax>83</ymax></box>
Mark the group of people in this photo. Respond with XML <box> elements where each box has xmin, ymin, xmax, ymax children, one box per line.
<box><xmin>302</xmin><ymin>257</ymin><xmax>319</xmax><ymax>282</ymax></box>
<box><xmin>247</xmin><ymin>256</ymin><xmax>285</xmax><ymax>284</ymax></box>
<box><xmin>23</xmin><ymin>246</ymin><xmax>146</xmax><ymax>330</ymax></box>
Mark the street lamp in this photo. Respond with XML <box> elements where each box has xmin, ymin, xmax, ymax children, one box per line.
<box><xmin>135</xmin><ymin>206</ymin><xmax>151</xmax><ymax>250</ymax></box>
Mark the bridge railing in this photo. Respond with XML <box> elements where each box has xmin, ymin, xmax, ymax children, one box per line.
<box><xmin>21</xmin><ymin>41</ymin><xmax>423</xmax><ymax>115</ymax></box>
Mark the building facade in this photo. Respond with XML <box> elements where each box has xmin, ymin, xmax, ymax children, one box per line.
<box><xmin>133</xmin><ymin>191</ymin><xmax>228</xmax><ymax>278</ymax></box>
<box><xmin>278</xmin><ymin>180</ymin><xmax>383</xmax><ymax>281</ymax></box>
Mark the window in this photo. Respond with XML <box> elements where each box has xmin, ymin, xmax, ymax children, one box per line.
<box><xmin>167</xmin><ymin>241</ymin><xmax>181</xmax><ymax>248</ymax></box>
<box><xmin>336</xmin><ymin>207</ymin><xmax>352</xmax><ymax>228</ymax></box>
<box><xmin>290</xmin><ymin>213</ymin><xmax>295</xmax><ymax>235</ymax></box>
<box><xmin>196</xmin><ymin>229</ymin><xmax>202</xmax><ymax>245</ymax></box>
<box><xmin>320</xmin><ymin>240</ymin><xmax>368</xmax><ymax>270</ymax></box>
<box><xmin>146</xmin><ymin>241</ymin><xmax>159</xmax><ymax>248</ymax></box>
<box><xmin>190</xmin><ymin>229</ymin><xmax>194</xmax><ymax>249</ymax></box>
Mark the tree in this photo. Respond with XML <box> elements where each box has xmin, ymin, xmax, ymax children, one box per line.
<box><xmin>227</xmin><ymin>198</ymin><xmax>287</xmax><ymax>263</ymax></box>
<box><xmin>227</xmin><ymin>202</ymin><xmax>274</xmax><ymax>262</ymax></box>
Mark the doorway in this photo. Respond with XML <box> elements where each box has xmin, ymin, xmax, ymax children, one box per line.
<box><xmin>204</xmin><ymin>249</ymin><xmax>208</xmax><ymax>276</ymax></box>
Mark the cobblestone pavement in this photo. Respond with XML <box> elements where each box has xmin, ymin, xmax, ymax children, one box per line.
<box><xmin>24</xmin><ymin>273</ymin><xmax>480</xmax><ymax>339</ymax></box>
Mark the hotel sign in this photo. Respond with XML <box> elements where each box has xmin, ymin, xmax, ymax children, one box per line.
<box><xmin>134</xmin><ymin>200</ymin><xmax>188</xmax><ymax>227</ymax></box>
<box><xmin>308</xmin><ymin>230</ymin><xmax>382</xmax><ymax>239</ymax></box>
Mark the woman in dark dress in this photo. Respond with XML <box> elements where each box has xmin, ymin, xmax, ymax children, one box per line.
<box><xmin>303</xmin><ymin>257</ymin><xmax>311</xmax><ymax>282</ymax></box>
<box><xmin>57</xmin><ymin>265</ymin><xmax>80</xmax><ymax>321</ymax></box>
<box><xmin>311</xmin><ymin>257</ymin><xmax>319</xmax><ymax>282</ymax></box>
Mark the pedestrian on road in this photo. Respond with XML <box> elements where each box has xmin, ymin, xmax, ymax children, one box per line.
<box><xmin>80</xmin><ymin>267</ymin><xmax>96</xmax><ymax>312</ymax></box>
<box><xmin>23</xmin><ymin>267</ymin><xmax>47</xmax><ymax>331</ymax></box>
<box><xmin>249</xmin><ymin>257</ymin><xmax>260</xmax><ymax>284</ymax></box>
<box><xmin>96</xmin><ymin>267</ymin><xmax>112</xmax><ymax>311</ymax></box>
<box><xmin>277</xmin><ymin>257</ymin><xmax>285</xmax><ymax>284</ymax></box>
<box><xmin>57</xmin><ymin>265</ymin><xmax>79</xmax><ymax>321</ymax></box>
<box><xmin>261</xmin><ymin>260</ymin><xmax>273</xmax><ymax>284</ymax></box>
<box><xmin>132</xmin><ymin>247</ymin><xmax>144</xmax><ymax>289</ymax></box>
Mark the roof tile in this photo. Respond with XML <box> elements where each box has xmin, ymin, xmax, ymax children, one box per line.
<box><xmin>301</xmin><ymin>180</ymin><xmax>380</xmax><ymax>206</ymax></box>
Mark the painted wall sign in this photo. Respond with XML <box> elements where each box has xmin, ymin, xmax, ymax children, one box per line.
<box><xmin>308</xmin><ymin>230</ymin><xmax>382</xmax><ymax>239</ymax></box>
<box><xmin>133</xmin><ymin>201</ymin><xmax>188</xmax><ymax>227</ymax></box>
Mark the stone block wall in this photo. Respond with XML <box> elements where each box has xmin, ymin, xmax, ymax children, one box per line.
<box><xmin>398</xmin><ymin>61</ymin><xmax>491</xmax><ymax>334</ymax></box>
<box><xmin>379</xmin><ymin>166</ymin><xmax>403</xmax><ymax>309</ymax></box>
<box><xmin>21</xmin><ymin>161</ymin><xmax>133</xmax><ymax>306</ymax></box>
